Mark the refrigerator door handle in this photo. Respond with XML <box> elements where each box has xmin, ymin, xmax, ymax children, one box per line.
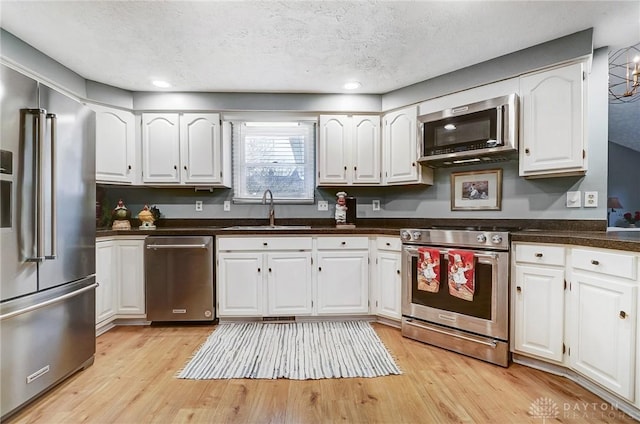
<box><xmin>22</xmin><ymin>108</ymin><xmax>46</xmax><ymax>263</ymax></box>
<box><xmin>45</xmin><ymin>113</ymin><xmax>57</xmax><ymax>260</ymax></box>
<box><xmin>0</xmin><ymin>283</ymin><xmax>98</xmax><ymax>321</ymax></box>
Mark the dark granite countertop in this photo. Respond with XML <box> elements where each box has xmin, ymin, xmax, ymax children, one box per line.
<box><xmin>96</xmin><ymin>218</ymin><xmax>640</xmax><ymax>253</ymax></box>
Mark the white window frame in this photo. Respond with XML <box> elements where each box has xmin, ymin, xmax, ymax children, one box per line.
<box><xmin>231</xmin><ymin>121</ymin><xmax>316</xmax><ymax>203</ymax></box>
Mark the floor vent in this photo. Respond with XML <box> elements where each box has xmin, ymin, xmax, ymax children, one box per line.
<box><xmin>262</xmin><ymin>316</ymin><xmax>296</xmax><ymax>322</ymax></box>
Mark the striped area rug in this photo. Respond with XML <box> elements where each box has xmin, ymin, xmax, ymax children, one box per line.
<box><xmin>177</xmin><ymin>321</ymin><xmax>401</xmax><ymax>380</ymax></box>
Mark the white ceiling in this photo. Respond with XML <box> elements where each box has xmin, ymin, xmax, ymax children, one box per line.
<box><xmin>1</xmin><ymin>0</ymin><xmax>639</xmax><ymax>94</ymax></box>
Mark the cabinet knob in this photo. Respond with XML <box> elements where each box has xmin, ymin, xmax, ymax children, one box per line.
<box><xmin>173</xmin><ymin>165</ymin><xmax>177</xmax><ymax>170</ymax></box>
<box><xmin>258</xmin><ymin>267</ymin><xmax>261</xmax><ymax>273</ymax></box>
<box><xmin>516</xmin><ymin>286</ymin><xmax>522</xmax><ymax>292</ymax></box>
<box><xmin>396</xmin><ymin>270</ymin><xmax>400</xmax><ymax>275</ymax></box>
<box><xmin>590</xmin><ymin>259</ymin><xmax>600</xmax><ymax>265</ymax></box>
<box><xmin>354</xmin><ymin>166</ymin><xmax>357</xmax><ymax>171</ymax></box>
<box><xmin>525</xmin><ymin>148</ymin><xmax>530</xmax><ymax>155</ymax></box>
<box><xmin>341</xmin><ymin>241</ymin><xmax>346</xmax><ymax>245</ymax></box>
<box><xmin>344</xmin><ymin>165</ymin><xmax>347</xmax><ymax>171</ymax></box>
<box><xmin>412</xmin><ymin>162</ymin><xmax>416</xmax><ymax>167</ymax></box>
<box><xmin>535</xmin><ymin>253</ymin><xmax>543</xmax><ymax>258</ymax></box>
<box><xmin>318</xmin><ymin>267</ymin><xmax>322</xmax><ymax>272</ymax></box>
<box><xmin>263</xmin><ymin>242</ymin><xmax>268</xmax><ymax>246</ymax></box>
<box><xmin>620</xmin><ymin>311</ymin><xmax>627</xmax><ymax>319</ymax></box>
<box><xmin>128</xmin><ymin>165</ymin><xmax>132</xmax><ymax>170</ymax></box>
<box><xmin>184</xmin><ymin>166</ymin><xmax>187</xmax><ymax>170</ymax></box>
<box><xmin>268</xmin><ymin>268</ymin><xmax>272</xmax><ymax>273</ymax></box>
<box><xmin>386</xmin><ymin>242</ymin><xmax>391</xmax><ymax>246</ymax></box>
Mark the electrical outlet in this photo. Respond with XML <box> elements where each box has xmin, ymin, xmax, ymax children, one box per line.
<box><xmin>372</xmin><ymin>200</ymin><xmax>381</xmax><ymax>211</ymax></box>
<box><xmin>584</xmin><ymin>191</ymin><xmax>598</xmax><ymax>208</ymax></box>
<box><xmin>318</xmin><ymin>201</ymin><xmax>328</xmax><ymax>211</ymax></box>
<box><xmin>223</xmin><ymin>200</ymin><xmax>231</xmax><ymax>212</ymax></box>
<box><xmin>195</xmin><ymin>201</ymin><xmax>203</xmax><ymax>211</ymax></box>
<box><xmin>566</xmin><ymin>191</ymin><xmax>581</xmax><ymax>208</ymax></box>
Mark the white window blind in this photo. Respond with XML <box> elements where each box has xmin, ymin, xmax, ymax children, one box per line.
<box><xmin>232</xmin><ymin>122</ymin><xmax>316</xmax><ymax>203</ymax></box>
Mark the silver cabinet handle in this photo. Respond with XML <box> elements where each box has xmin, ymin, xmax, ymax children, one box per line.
<box><xmin>146</xmin><ymin>243</ymin><xmax>208</xmax><ymax>249</ymax></box>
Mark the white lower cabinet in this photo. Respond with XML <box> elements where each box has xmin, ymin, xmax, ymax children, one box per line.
<box><xmin>512</xmin><ymin>243</ymin><xmax>566</xmax><ymax>362</ymax></box>
<box><xmin>316</xmin><ymin>237</ymin><xmax>369</xmax><ymax>315</ymax></box>
<box><xmin>217</xmin><ymin>237</ymin><xmax>313</xmax><ymax>317</ymax></box>
<box><xmin>95</xmin><ymin>237</ymin><xmax>146</xmax><ymax>333</ymax></box>
<box><xmin>96</xmin><ymin>239</ymin><xmax>116</xmax><ymax>325</ymax></box>
<box><xmin>512</xmin><ymin>243</ymin><xmax>639</xmax><ymax>405</ymax></box>
<box><xmin>569</xmin><ymin>247</ymin><xmax>638</xmax><ymax>401</ymax></box>
<box><xmin>374</xmin><ymin>237</ymin><xmax>402</xmax><ymax>321</ymax></box>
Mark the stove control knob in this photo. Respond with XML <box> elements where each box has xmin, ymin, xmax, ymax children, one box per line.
<box><xmin>476</xmin><ymin>234</ymin><xmax>487</xmax><ymax>243</ymax></box>
<box><xmin>412</xmin><ymin>232</ymin><xmax>422</xmax><ymax>240</ymax></box>
<box><xmin>401</xmin><ymin>231</ymin><xmax>411</xmax><ymax>241</ymax></box>
<box><xmin>491</xmin><ymin>234</ymin><xmax>503</xmax><ymax>244</ymax></box>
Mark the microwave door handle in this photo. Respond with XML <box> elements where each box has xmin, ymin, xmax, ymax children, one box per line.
<box><xmin>405</xmin><ymin>246</ymin><xmax>497</xmax><ymax>260</ymax></box>
<box><xmin>496</xmin><ymin>104</ymin><xmax>504</xmax><ymax>145</ymax></box>
<box><xmin>45</xmin><ymin>113</ymin><xmax>57</xmax><ymax>260</ymax></box>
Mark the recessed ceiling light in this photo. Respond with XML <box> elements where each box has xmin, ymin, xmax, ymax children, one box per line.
<box><xmin>152</xmin><ymin>80</ymin><xmax>171</xmax><ymax>88</ymax></box>
<box><xmin>343</xmin><ymin>81</ymin><xmax>361</xmax><ymax>90</ymax></box>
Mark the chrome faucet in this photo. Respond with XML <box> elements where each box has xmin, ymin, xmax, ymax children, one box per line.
<box><xmin>262</xmin><ymin>189</ymin><xmax>275</xmax><ymax>226</ymax></box>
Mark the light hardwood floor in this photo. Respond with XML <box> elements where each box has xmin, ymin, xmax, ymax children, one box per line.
<box><xmin>5</xmin><ymin>323</ymin><xmax>636</xmax><ymax>423</ymax></box>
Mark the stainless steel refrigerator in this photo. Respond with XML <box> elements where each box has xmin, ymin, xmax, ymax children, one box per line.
<box><xmin>0</xmin><ymin>64</ymin><xmax>96</xmax><ymax>419</ymax></box>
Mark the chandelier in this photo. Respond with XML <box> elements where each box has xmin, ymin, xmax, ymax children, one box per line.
<box><xmin>609</xmin><ymin>43</ymin><xmax>640</xmax><ymax>104</ymax></box>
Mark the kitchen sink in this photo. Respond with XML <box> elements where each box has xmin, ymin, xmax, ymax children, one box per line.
<box><xmin>222</xmin><ymin>225</ymin><xmax>312</xmax><ymax>230</ymax></box>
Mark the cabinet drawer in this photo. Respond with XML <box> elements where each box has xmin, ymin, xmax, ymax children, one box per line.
<box><xmin>515</xmin><ymin>244</ymin><xmax>565</xmax><ymax>266</ymax></box>
<box><xmin>217</xmin><ymin>237</ymin><xmax>312</xmax><ymax>251</ymax></box>
<box><xmin>316</xmin><ymin>236</ymin><xmax>369</xmax><ymax>250</ymax></box>
<box><xmin>376</xmin><ymin>236</ymin><xmax>401</xmax><ymax>251</ymax></box>
<box><xmin>571</xmin><ymin>248</ymin><xmax>637</xmax><ymax>280</ymax></box>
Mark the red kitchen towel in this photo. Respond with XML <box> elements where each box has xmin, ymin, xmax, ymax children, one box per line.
<box><xmin>417</xmin><ymin>247</ymin><xmax>440</xmax><ymax>293</ymax></box>
<box><xmin>448</xmin><ymin>250</ymin><xmax>475</xmax><ymax>301</ymax></box>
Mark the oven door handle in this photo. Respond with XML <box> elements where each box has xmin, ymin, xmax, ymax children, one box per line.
<box><xmin>403</xmin><ymin>318</ymin><xmax>498</xmax><ymax>348</ymax></box>
<box><xmin>403</xmin><ymin>246</ymin><xmax>498</xmax><ymax>260</ymax></box>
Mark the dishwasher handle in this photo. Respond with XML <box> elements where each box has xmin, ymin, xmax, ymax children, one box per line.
<box><xmin>146</xmin><ymin>243</ymin><xmax>210</xmax><ymax>250</ymax></box>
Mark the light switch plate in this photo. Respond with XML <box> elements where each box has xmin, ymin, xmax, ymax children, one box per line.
<box><xmin>318</xmin><ymin>201</ymin><xmax>328</xmax><ymax>211</ymax></box>
<box><xmin>584</xmin><ymin>191</ymin><xmax>598</xmax><ymax>208</ymax></box>
<box><xmin>195</xmin><ymin>200</ymin><xmax>203</xmax><ymax>211</ymax></box>
<box><xmin>223</xmin><ymin>200</ymin><xmax>231</xmax><ymax>212</ymax></box>
<box><xmin>566</xmin><ymin>191</ymin><xmax>581</xmax><ymax>208</ymax></box>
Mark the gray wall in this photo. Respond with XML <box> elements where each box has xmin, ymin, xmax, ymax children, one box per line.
<box><xmin>608</xmin><ymin>143</ymin><xmax>640</xmax><ymax>226</ymax></box>
<box><xmin>1</xmin><ymin>27</ymin><xmax>609</xmax><ymax>222</ymax></box>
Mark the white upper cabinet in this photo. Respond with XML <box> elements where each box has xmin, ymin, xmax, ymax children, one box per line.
<box><xmin>142</xmin><ymin>113</ymin><xmax>181</xmax><ymax>183</ymax></box>
<box><xmin>93</xmin><ymin>104</ymin><xmax>137</xmax><ymax>184</ymax></box>
<box><xmin>142</xmin><ymin>112</ymin><xmax>230</xmax><ymax>186</ymax></box>
<box><xmin>180</xmin><ymin>113</ymin><xmax>223</xmax><ymax>184</ymax></box>
<box><xmin>383</xmin><ymin>105</ymin><xmax>432</xmax><ymax>185</ymax></box>
<box><xmin>519</xmin><ymin>62</ymin><xmax>587</xmax><ymax>178</ymax></box>
<box><xmin>318</xmin><ymin>114</ymin><xmax>380</xmax><ymax>185</ymax></box>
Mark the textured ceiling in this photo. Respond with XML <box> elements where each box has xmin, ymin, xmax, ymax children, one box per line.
<box><xmin>1</xmin><ymin>0</ymin><xmax>639</xmax><ymax>94</ymax></box>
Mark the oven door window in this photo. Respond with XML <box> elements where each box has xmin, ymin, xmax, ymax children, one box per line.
<box><xmin>411</xmin><ymin>254</ymin><xmax>493</xmax><ymax>320</ymax></box>
<box><xmin>423</xmin><ymin>109</ymin><xmax>498</xmax><ymax>155</ymax></box>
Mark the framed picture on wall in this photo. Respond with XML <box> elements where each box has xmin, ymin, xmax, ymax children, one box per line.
<box><xmin>450</xmin><ymin>168</ymin><xmax>502</xmax><ymax>211</ymax></box>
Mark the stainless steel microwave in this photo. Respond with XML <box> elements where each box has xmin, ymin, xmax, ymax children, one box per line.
<box><xmin>417</xmin><ymin>93</ymin><xmax>518</xmax><ymax>167</ymax></box>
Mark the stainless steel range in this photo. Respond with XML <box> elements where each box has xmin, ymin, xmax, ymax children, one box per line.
<box><xmin>400</xmin><ymin>227</ymin><xmax>511</xmax><ymax>367</ymax></box>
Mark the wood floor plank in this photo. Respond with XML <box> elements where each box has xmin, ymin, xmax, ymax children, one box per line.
<box><xmin>4</xmin><ymin>322</ymin><xmax>636</xmax><ymax>423</ymax></box>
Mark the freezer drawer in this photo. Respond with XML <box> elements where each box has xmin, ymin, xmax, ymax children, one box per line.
<box><xmin>145</xmin><ymin>236</ymin><xmax>215</xmax><ymax>321</ymax></box>
<box><xmin>0</xmin><ymin>277</ymin><xmax>97</xmax><ymax>420</ymax></box>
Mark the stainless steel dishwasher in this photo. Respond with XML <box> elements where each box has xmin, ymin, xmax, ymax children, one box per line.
<box><xmin>144</xmin><ymin>236</ymin><xmax>215</xmax><ymax>321</ymax></box>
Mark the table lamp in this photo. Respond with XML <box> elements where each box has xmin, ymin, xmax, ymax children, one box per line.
<box><xmin>607</xmin><ymin>197</ymin><xmax>623</xmax><ymax>226</ymax></box>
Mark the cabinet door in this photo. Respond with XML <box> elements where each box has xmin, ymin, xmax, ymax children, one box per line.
<box><xmin>116</xmin><ymin>239</ymin><xmax>145</xmax><ymax>315</ymax></box>
<box><xmin>180</xmin><ymin>113</ymin><xmax>222</xmax><ymax>183</ymax></box>
<box><xmin>95</xmin><ymin>240</ymin><xmax>116</xmax><ymax>324</ymax></box>
<box><xmin>94</xmin><ymin>105</ymin><xmax>136</xmax><ymax>184</ymax></box>
<box><xmin>352</xmin><ymin>115</ymin><xmax>381</xmax><ymax>184</ymax></box>
<box><xmin>570</xmin><ymin>272</ymin><xmax>637</xmax><ymax>400</ymax></box>
<box><xmin>513</xmin><ymin>264</ymin><xmax>564</xmax><ymax>362</ymax></box>
<box><xmin>316</xmin><ymin>251</ymin><xmax>369</xmax><ymax>314</ymax></box>
<box><xmin>267</xmin><ymin>252</ymin><xmax>312</xmax><ymax>316</ymax></box>
<box><xmin>218</xmin><ymin>253</ymin><xmax>263</xmax><ymax>317</ymax></box>
<box><xmin>142</xmin><ymin>113</ymin><xmax>181</xmax><ymax>183</ymax></box>
<box><xmin>383</xmin><ymin>105</ymin><xmax>418</xmax><ymax>184</ymax></box>
<box><xmin>318</xmin><ymin>115</ymin><xmax>350</xmax><ymax>184</ymax></box>
<box><xmin>377</xmin><ymin>251</ymin><xmax>401</xmax><ymax>320</ymax></box>
<box><xmin>520</xmin><ymin>62</ymin><xmax>586</xmax><ymax>176</ymax></box>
